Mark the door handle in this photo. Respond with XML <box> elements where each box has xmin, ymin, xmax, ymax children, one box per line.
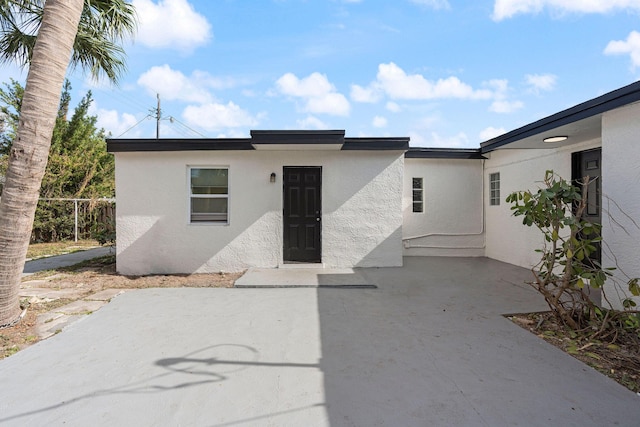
<box><xmin>316</xmin><ymin>217</ymin><xmax>320</xmax><ymax>221</ymax></box>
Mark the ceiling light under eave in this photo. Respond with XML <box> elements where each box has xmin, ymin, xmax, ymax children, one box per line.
<box><xmin>543</xmin><ymin>136</ymin><xmax>568</xmax><ymax>143</ymax></box>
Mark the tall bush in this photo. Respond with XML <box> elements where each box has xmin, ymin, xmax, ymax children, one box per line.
<box><xmin>0</xmin><ymin>79</ymin><xmax>115</xmax><ymax>242</ymax></box>
<box><xmin>506</xmin><ymin>170</ymin><xmax>639</xmax><ymax>332</ymax></box>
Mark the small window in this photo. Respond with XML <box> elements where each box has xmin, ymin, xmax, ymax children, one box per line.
<box><xmin>190</xmin><ymin>167</ymin><xmax>228</xmax><ymax>223</ymax></box>
<box><xmin>490</xmin><ymin>172</ymin><xmax>500</xmax><ymax>206</ymax></box>
<box><xmin>412</xmin><ymin>177</ymin><xmax>423</xmax><ymax>213</ymax></box>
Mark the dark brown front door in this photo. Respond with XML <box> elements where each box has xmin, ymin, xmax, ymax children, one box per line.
<box><xmin>283</xmin><ymin>167</ymin><xmax>321</xmax><ymax>263</ymax></box>
<box><xmin>572</xmin><ymin>148</ymin><xmax>602</xmax><ymax>263</ymax></box>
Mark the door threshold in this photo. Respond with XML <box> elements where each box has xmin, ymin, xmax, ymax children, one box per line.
<box><xmin>279</xmin><ymin>262</ymin><xmax>325</xmax><ymax>269</ymax></box>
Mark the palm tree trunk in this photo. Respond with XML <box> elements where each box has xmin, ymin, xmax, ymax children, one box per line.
<box><xmin>0</xmin><ymin>0</ymin><xmax>84</xmax><ymax>326</ymax></box>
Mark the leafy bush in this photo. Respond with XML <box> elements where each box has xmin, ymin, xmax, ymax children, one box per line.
<box><xmin>506</xmin><ymin>170</ymin><xmax>639</xmax><ymax>333</ymax></box>
<box><xmin>1</xmin><ymin>80</ymin><xmax>115</xmax><ymax>244</ymax></box>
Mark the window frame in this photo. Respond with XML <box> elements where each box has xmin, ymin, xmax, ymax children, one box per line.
<box><xmin>489</xmin><ymin>172</ymin><xmax>500</xmax><ymax>206</ymax></box>
<box><xmin>412</xmin><ymin>177</ymin><xmax>424</xmax><ymax>213</ymax></box>
<box><xmin>188</xmin><ymin>166</ymin><xmax>230</xmax><ymax>225</ymax></box>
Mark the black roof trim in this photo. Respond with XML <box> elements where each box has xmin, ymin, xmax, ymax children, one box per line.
<box><xmin>342</xmin><ymin>137</ymin><xmax>410</xmax><ymax>150</ymax></box>
<box><xmin>480</xmin><ymin>80</ymin><xmax>640</xmax><ymax>153</ymax></box>
<box><xmin>107</xmin><ymin>139</ymin><xmax>254</xmax><ymax>152</ymax></box>
<box><xmin>405</xmin><ymin>148</ymin><xmax>485</xmax><ymax>159</ymax></box>
<box><xmin>250</xmin><ymin>129</ymin><xmax>345</xmax><ymax>145</ymax></box>
<box><xmin>108</xmin><ymin>131</ymin><xmax>411</xmax><ymax>152</ymax></box>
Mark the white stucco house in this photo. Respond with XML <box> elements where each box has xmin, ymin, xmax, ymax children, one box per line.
<box><xmin>108</xmin><ymin>81</ymin><xmax>640</xmax><ymax>307</ymax></box>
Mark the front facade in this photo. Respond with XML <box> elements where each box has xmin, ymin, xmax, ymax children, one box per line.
<box><xmin>109</xmin><ymin>131</ymin><xmax>407</xmax><ymax>275</ymax></box>
<box><xmin>109</xmin><ymin>82</ymin><xmax>640</xmax><ymax>308</ymax></box>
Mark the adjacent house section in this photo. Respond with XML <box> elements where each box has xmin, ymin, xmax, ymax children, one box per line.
<box><xmin>480</xmin><ymin>80</ymin><xmax>640</xmax><ymax>309</ymax></box>
<box><xmin>402</xmin><ymin>148</ymin><xmax>485</xmax><ymax>257</ymax></box>
<box><xmin>108</xmin><ymin>131</ymin><xmax>408</xmax><ymax>275</ymax></box>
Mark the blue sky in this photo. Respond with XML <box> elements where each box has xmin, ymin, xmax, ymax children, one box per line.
<box><xmin>4</xmin><ymin>0</ymin><xmax>640</xmax><ymax>147</ymax></box>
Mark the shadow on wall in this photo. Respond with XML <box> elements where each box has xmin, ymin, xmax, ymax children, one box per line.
<box><xmin>118</xmin><ymin>152</ymin><xmax>404</xmax><ymax>275</ymax></box>
<box><xmin>354</xmin><ymin>226</ymin><xmax>403</xmax><ymax>268</ymax></box>
<box><xmin>116</xmin><ymin>210</ymin><xmax>280</xmax><ymax>275</ymax></box>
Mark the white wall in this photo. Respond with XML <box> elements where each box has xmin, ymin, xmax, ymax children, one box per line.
<box><xmin>484</xmin><ymin>139</ymin><xmax>601</xmax><ymax>269</ymax></box>
<box><xmin>602</xmin><ymin>101</ymin><xmax>640</xmax><ymax>309</ymax></box>
<box><xmin>114</xmin><ymin>150</ymin><xmax>404</xmax><ymax>274</ymax></box>
<box><xmin>402</xmin><ymin>158</ymin><xmax>484</xmax><ymax>257</ymax></box>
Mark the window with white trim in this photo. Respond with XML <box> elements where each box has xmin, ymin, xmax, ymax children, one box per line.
<box><xmin>190</xmin><ymin>167</ymin><xmax>228</xmax><ymax>223</ymax></box>
<box><xmin>490</xmin><ymin>172</ymin><xmax>500</xmax><ymax>206</ymax></box>
<box><xmin>412</xmin><ymin>177</ymin><xmax>423</xmax><ymax>213</ymax></box>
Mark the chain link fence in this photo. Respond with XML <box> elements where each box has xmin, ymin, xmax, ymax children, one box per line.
<box><xmin>33</xmin><ymin>198</ymin><xmax>115</xmax><ymax>243</ymax></box>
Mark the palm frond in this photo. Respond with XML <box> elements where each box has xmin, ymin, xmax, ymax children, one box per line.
<box><xmin>0</xmin><ymin>0</ymin><xmax>136</xmax><ymax>83</ymax></box>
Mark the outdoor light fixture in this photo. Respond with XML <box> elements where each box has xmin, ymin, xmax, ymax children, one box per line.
<box><xmin>270</xmin><ymin>172</ymin><xmax>276</xmax><ymax>183</ymax></box>
<box><xmin>543</xmin><ymin>136</ymin><xmax>568</xmax><ymax>143</ymax></box>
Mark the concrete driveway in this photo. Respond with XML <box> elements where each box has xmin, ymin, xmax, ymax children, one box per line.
<box><xmin>1</xmin><ymin>257</ymin><xmax>639</xmax><ymax>426</ymax></box>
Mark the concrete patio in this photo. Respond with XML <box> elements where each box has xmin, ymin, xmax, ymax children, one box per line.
<box><xmin>1</xmin><ymin>257</ymin><xmax>638</xmax><ymax>426</ymax></box>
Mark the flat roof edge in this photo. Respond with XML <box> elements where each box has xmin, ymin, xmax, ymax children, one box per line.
<box><xmin>405</xmin><ymin>148</ymin><xmax>485</xmax><ymax>159</ymax></box>
<box><xmin>107</xmin><ymin>139</ymin><xmax>254</xmax><ymax>152</ymax></box>
<box><xmin>108</xmin><ymin>133</ymin><xmax>411</xmax><ymax>152</ymax></box>
<box><xmin>250</xmin><ymin>129</ymin><xmax>345</xmax><ymax>145</ymax></box>
<box><xmin>342</xmin><ymin>138</ymin><xmax>410</xmax><ymax>150</ymax></box>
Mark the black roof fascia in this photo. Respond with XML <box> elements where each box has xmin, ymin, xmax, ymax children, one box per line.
<box><xmin>107</xmin><ymin>139</ymin><xmax>254</xmax><ymax>152</ymax></box>
<box><xmin>405</xmin><ymin>148</ymin><xmax>485</xmax><ymax>159</ymax></box>
<box><xmin>250</xmin><ymin>129</ymin><xmax>345</xmax><ymax>145</ymax></box>
<box><xmin>342</xmin><ymin>137</ymin><xmax>410</xmax><ymax>150</ymax></box>
<box><xmin>480</xmin><ymin>80</ymin><xmax>640</xmax><ymax>153</ymax></box>
<box><xmin>107</xmin><ymin>132</ymin><xmax>411</xmax><ymax>152</ymax></box>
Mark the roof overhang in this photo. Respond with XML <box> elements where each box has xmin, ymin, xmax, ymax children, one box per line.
<box><xmin>250</xmin><ymin>130</ymin><xmax>344</xmax><ymax>150</ymax></box>
<box><xmin>405</xmin><ymin>148</ymin><xmax>485</xmax><ymax>159</ymax></box>
<box><xmin>106</xmin><ymin>139</ymin><xmax>253</xmax><ymax>152</ymax></box>
<box><xmin>107</xmin><ymin>130</ymin><xmax>410</xmax><ymax>153</ymax></box>
<box><xmin>480</xmin><ymin>80</ymin><xmax>640</xmax><ymax>153</ymax></box>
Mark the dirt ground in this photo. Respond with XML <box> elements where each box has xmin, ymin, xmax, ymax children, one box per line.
<box><xmin>1</xmin><ymin>255</ymin><xmax>242</xmax><ymax>359</ymax></box>
<box><xmin>509</xmin><ymin>312</ymin><xmax>640</xmax><ymax>393</ymax></box>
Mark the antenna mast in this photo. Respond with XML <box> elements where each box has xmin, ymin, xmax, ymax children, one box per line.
<box><xmin>156</xmin><ymin>93</ymin><xmax>161</xmax><ymax>139</ymax></box>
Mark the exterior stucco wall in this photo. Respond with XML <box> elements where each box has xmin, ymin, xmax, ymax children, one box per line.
<box><xmin>402</xmin><ymin>158</ymin><xmax>484</xmax><ymax>257</ymax></box>
<box><xmin>114</xmin><ymin>150</ymin><xmax>404</xmax><ymax>274</ymax></box>
<box><xmin>602</xmin><ymin>101</ymin><xmax>640</xmax><ymax>309</ymax></box>
<box><xmin>484</xmin><ymin>139</ymin><xmax>601</xmax><ymax>269</ymax></box>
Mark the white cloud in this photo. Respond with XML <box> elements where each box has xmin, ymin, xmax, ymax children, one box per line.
<box><xmin>276</xmin><ymin>72</ymin><xmax>335</xmax><ymax>97</ymax></box>
<box><xmin>410</xmin><ymin>0</ymin><xmax>451</xmax><ymax>9</ymax></box>
<box><xmin>410</xmin><ymin>131</ymin><xmax>470</xmax><ymax>148</ymax></box>
<box><xmin>386</xmin><ymin>101</ymin><xmax>401</xmax><ymax>112</ymax></box>
<box><xmin>182</xmin><ymin>102</ymin><xmax>258</xmax><ymax>131</ymax></box>
<box><xmin>93</xmin><ymin>107</ymin><xmax>140</xmax><ymax>138</ymax></box>
<box><xmin>350</xmin><ymin>84</ymin><xmax>381</xmax><ymax>103</ymax></box>
<box><xmin>492</xmin><ymin>0</ymin><xmax>640</xmax><ymax>21</ymax></box>
<box><xmin>479</xmin><ymin>126</ymin><xmax>506</xmax><ymax>141</ymax></box>
<box><xmin>353</xmin><ymin>63</ymin><xmax>523</xmax><ymax>112</ymax></box>
<box><xmin>372</xmin><ymin>116</ymin><xmax>387</xmax><ymax>128</ymax></box>
<box><xmin>525</xmin><ymin>73</ymin><xmax>557</xmax><ymax>92</ymax></box>
<box><xmin>490</xmin><ymin>99</ymin><xmax>524</xmax><ymax>113</ymax></box>
<box><xmin>137</xmin><ymin>65</ymin><xmax>239</xmax><ymax>104</ymax></box>
<box><xmin>138</xmin><ymin>65</ymin><xmax>210</xmax><ymax>103</ymax></box>
<box><xmin>604</xmin><ymin>31</ymin><xmax>640</xmax><ymax>69</ymax></box>
<box><xmin>214</xmin><ymin>129</ymin><xmax>248</xmax><ymax>138</ymax></box>
<box><xmin>297</xmin><ymin>116</ymin><xmax>329</xmax><ymax>130</ymax></box>
<box><xmin>373</xmin><ymin>62</ymin><xmax>493</xmax><ymax>100</ymax></box>
<box><xmin>485</xmin><ymin>78</ymin><xmax>524</xmax><ymax>113</ymax></box>
<box><xmin>132</xmin><ymin>0</ymin><xmax>212</xmax><ymax>51</ymax></box>
<box><xmin>276</xmin><ymin>72</ymin><xmax>351</xmax><ymax>116</ymax></box>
